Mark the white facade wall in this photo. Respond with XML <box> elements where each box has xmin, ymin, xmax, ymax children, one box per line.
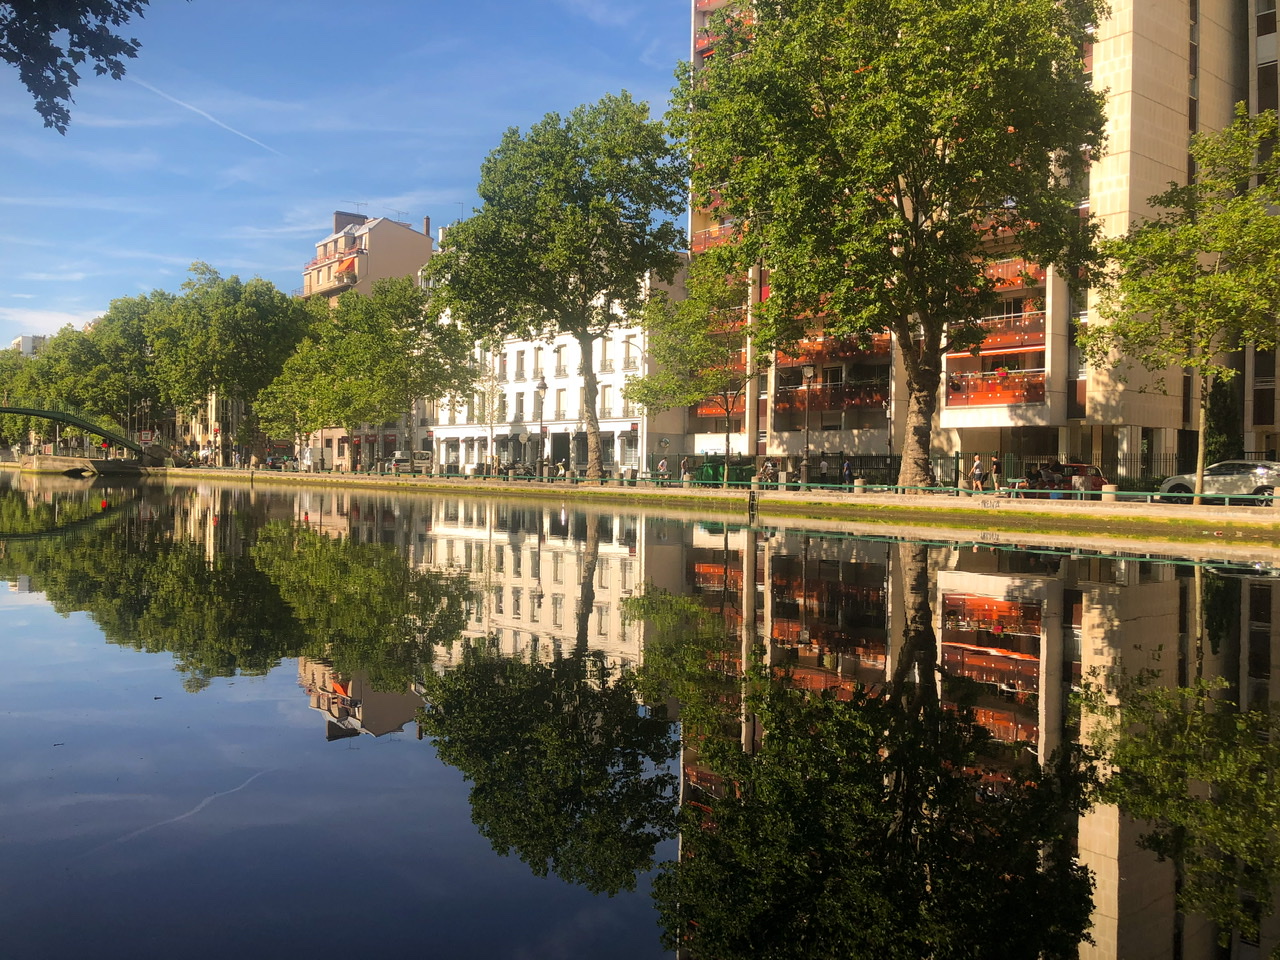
<box><xmin>432</xmin><ymin>326</ymin><xmax>687</xmax><ymax>477</ymax></box>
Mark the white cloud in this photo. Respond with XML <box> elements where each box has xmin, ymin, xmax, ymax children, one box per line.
<box><xmin>19</xmin><ymin>271</ymin><xmax>90</xmax><ymax>282</ymax></box>
<box><xmin>0</xmin><ymin>307</ymin><xmax>102</xmax><ymax>337</ymax></box>
<box><xmin>10</xmin><ymin>294</ymin><xmax>36</xmax><ymax>300</ymax></box>
<box><xmin>0</xmin><ymin>194</ymin><xmax>156</xmax><ymax>213</ymax></box>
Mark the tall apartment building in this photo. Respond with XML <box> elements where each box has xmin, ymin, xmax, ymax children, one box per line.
<box><xmin>299</xmin><ymin>211</ymin><xmax>437</xmax><ymax>467</ymax></box>
<box><xmin>689</xmin><ymin>0</ymin><xmax>1272</xmax><ymax>474</ymax></box>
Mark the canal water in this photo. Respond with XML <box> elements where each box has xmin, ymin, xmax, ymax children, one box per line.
<box><xmin>1</xmin><ymin>473</ymin><xmax>1277</xmax><ymax>959</ymax></box>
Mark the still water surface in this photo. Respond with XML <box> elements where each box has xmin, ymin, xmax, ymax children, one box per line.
<box><xmin>1</xmin><ymin>474</ymin><xmax>1277</xmax><ymax>959</ymax></box>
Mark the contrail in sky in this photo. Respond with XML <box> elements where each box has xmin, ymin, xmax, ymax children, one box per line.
<box><xmin>130</xmin><ymin>77</ymin><xmax>284</xmax><ymax>156</ymax></box>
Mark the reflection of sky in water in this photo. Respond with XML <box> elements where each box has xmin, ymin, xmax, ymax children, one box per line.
<box><xmin>0</xmin><ymin>589</ymin><xmax>669</xmax><ymax>960</ymax></box>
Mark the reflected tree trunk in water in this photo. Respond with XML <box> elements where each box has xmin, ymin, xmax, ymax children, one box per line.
<box><xmin>574</xmin><ymin>514</ymin><xmax>600</xmax><ymax>654</ymax></box>
<box><xmin>888</xmin><ymin>541</ymin><xmax>941</xmax><ymax>850</ymax></box>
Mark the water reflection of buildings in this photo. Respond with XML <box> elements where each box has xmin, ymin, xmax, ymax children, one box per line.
<box><xmin>419</xmin><ymin>498</ymin><xmax>688</xmax><ymax>672</ymax></box>
<box><xmin>297</xmin><ymin>657</ymin><xmax>422</xmax><ymax>741</ymax></box>
<box><xmin>679</xmin><ymin>528</ymin><xmax>1279</xmax><ymax>959</ymax></box>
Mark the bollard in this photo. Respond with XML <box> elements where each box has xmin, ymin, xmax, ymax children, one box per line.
<box><xmin>1101</xmin><ymin>483</ymin><xmax>1118</xmax><ymax>503</ymax></box>
<box><xmin>853</xmin><ymin>478</ymin><xmax>866</xmax><ymax>495</ymax></box>
<box><xmin>683</xmin><ymin>472</ymin><xmax>693</xmax><ymax>489</ymax></box>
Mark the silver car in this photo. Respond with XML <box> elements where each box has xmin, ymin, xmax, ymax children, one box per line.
<box><xmin>1158</xmin><ymin>460</ymin><xmax>1280</xmax><ymax>505</ymax></box>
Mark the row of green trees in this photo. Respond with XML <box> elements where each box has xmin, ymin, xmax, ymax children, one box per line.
<box><xmin>10</xmin><ymin>0</ymin><xmax>1280</xmax><ymax>486</ymax></box>
<box><xmin>0</xmin><ymin>265</ymin><xmax>471</xmax><ymax>458</ymax></box>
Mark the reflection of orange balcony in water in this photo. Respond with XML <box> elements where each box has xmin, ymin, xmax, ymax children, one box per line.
<box><xmin>984</xmin><ymin>257</ymin><xmax>1046</xmax><ymax>289</ymax></box>
<box><xmin>774</xmin><ymin>381</ymin><xmax>888</xmax><ymax>412</ymax></box>
<box><xmin>943</xmin><ymin>594</ymin><xmax>1042</xmax><ymax>636</ymax></box>
<box><xmin>947</xmin><ymin>312</ymin><xmax>1045</xmax><ymax>356</ymax></box>
<box><xmin>942</xmin><ymin>643</ymin><xmax>1041</xmax><ymax>693</ymax></box>
<box><xmin>691</xmin><ymin>221</ymin><xmax>739</xmax><ymax>253</ymax></box>
<box><xmin>967</xmin><ymin>704</ymin><xmax>1038</xmax><ymax>744</ymax></box>
<box><xmin>693</xmin><ymin>561</ymin><xmax>744</xmax><ymax>591</ymax></box>
<box><xmin>944</xmin><ymin>369</ymin><xmax>1046</xmax><ymax>407</ymax></box>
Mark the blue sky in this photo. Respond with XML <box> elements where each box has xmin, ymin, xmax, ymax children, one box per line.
<box><xmin>0</xmin><ymin>0</ymin><xmax>691</xmax><ymax>347</ymax></box>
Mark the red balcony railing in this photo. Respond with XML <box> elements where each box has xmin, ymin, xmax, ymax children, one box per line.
<box><xmin>776</xmin><ymin>334</ymin><xmax>891</xmax><ymax>366</ymax></box>
<box><xmin>305</xmin><ymin>245</ymin><xmax>363</xmax><ymax>271</ymax></box>
<box><xmin>984</xmin><ymin>257</ymin><xmax>1046</xmax><ymax>289</ymax></box>
<box><xmin>694</xmin><ymin>394</ymin><xmax>747</xmax><ymax>418</ymax></box>
<box><xmin>773</xmin><ymin>381</ymin><xmax>888</xmax><ymax>412</ymax></box>
<box><xmin>691</xmin><ymin>221</ymin><xmax>739</xmax><ymax>253</ymax></box>
<box><xmin>944</xmin><ymin>369</ymin><xmax>1046</xmax><ymax>406</ymax></box>
<box><xmin>947</xmin><ymin>311</ymin><xmax>1046</xmax><ymax>355</ymax></box>
<box><xmin>695</xmin><ymin>0</ymin><xmax>732</xmax><ymax>9</ymax></box>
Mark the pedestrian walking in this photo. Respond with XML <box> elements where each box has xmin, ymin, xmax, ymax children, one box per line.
<box><xmin>819</xmin><ymin>458</ymin><xmax>829</xmax><ymax>484</ymax></box>
<box><xmin>969</xmin><ymin>454</ymin><xmax>986</xmax><ymax>495</ymax></box>
<box><xmin>657</xmin><ymin>456</ymin><xmax>669</xmax><ymax>485</ymax></box>
<box><xmin>990</xmin><ymin>456</ymin><xmax>1003</xmax><ymax>495</ymax></box>
<box><xmin>842</xmin><ymin>460</ymin><xmax>853</xmax><ymax>487</ymax></box>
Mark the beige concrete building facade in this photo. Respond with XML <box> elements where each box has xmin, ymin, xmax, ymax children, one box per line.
<box><xmin>690</xmin><ymin>0</ymin><xmax>1270</xmax><ymax>481</ymax></box>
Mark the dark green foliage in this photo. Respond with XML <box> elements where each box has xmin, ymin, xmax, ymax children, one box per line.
<box><xmin>418</xmin><ymin>641</ymin><xmax>680</xmax><ymax>895</ymax></box>
<box><xmin>1205</xmin><ymin>377</ymin><xmax>1245</xmax><ymax>464</ymax></box>
<box><xmin>1</xmin><ymin>0</ymin><xmax>154</xmax><ymax>132</ymax></box>
<box><xmin>655</xmin><ymin>677</ymin><xmax>1098</xmax><ymax>960</ymax></box>
<box><xmin>1085</xmin><ymin>671</ymin><xmax>1280</xmax><ymax>953</ymax></box>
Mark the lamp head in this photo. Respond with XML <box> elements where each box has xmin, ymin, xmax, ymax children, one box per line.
<box><xmin>536</xmin><ymin>376</ymin><xmax>547</xmax><ymax>396</ymax></box>
<box><xmin>802</xmin><ymin>364</ymin><xmax>815</xmax><ymax>381</ymax></box>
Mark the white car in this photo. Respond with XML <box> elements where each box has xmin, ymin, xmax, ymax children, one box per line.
<box><xmin>1158</xmin><ymin>460</ymin><xmax>1280</xmax><ymax>505</ymax></box>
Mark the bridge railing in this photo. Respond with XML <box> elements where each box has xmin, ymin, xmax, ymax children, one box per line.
<box><xmin>0</xmin><ymin>397</ymin><xmax>137</xmax><ymax>451</ymax></box>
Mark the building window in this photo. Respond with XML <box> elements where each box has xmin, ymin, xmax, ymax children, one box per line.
<box><xmin>555</xmin><ymin>345</ymin><xmax>567</xmax><ymax>377</ymax></box>
<box><xmin>515</xmin><ymin>351</ymin><xmax>526</xmax><ymax>381</ymax></box>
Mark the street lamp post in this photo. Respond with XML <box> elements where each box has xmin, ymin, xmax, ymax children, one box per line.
<box><xmin>801</xmin><ymin>364</ymin><xmax>815</xmax><ymax>488</ymax></box>
<box><xmin>536</xmin><ymin>375</ymin><xmax>548</xmax><ymax>480</ymax></box>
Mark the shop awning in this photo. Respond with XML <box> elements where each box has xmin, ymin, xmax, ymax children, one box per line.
<box><xmin>335</xmin><ymin>257</ymin><xmax>357</xmax><ymax>274</ymax></box>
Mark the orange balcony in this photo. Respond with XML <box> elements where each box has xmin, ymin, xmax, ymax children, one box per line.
<box><xmin>694</xmin><ymin>394</ymin><xmax>747</xmax><ymax>418</ymax></box>
<box><xmin>305</xmin><ymin>245</ymin><xmax>363</xmax><ymax>271</ymax></box>
<box><xmin>776</xmin><ymin>334</ymin><xmax>891</xmax><ymax>366</ymax></box>
<box><xmin>947</xmin><ymin>311</ymin><xmax>1045</xmax><ymax>356</ymax></box>
<box><xmin>691</xmin><ymin>221</ymin><xmax>739</xmax><ymax>253</ymax></box>
<box><xmin>984</xmin><ymin>257</ymin><xmax>1046</xmax><ymax>289</ymax></box>
<box><xmin>944</xmin><ymin>369</ymin><xmax>1045</xmax><ymax>407</ymax></box>
<box><xmin>695</xmin><ymin>0</ymin><xmax>732</xmax><ymax>9</ymax></box>
<box><xmin>773</xmin><ymin>380</ymin><xmax>888</xmax><ymax>412</ymax></box>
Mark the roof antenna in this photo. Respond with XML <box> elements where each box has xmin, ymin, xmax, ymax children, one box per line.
<box><xmin>388</xmin><ymin>208</ymin><xmax>408</xmax><ymax>222</ymax></box>
<box><xmin>343</xmin><ymin>200</ymin><xmax>368</xmax><ymax>215</ymax></box>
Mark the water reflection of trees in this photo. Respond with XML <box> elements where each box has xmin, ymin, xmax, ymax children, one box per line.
<box><xmin>0</xmin><ymin>487</ymin><xmax>472</xmax><ymax>691</ymax></box>
<box><xmin>416</xmin><ymin>641</ymin><xmax>679</xmax><ymax>896</ymax></box>
<box><xmin>1086</xmin><ymin>671</ymin><xmax>1280</xmax><ymax>953</ymax></box>
<box><xmin>637</xmin><ymin>542</ymin><xmax>1099</xmax><ymax>959</ymax></box>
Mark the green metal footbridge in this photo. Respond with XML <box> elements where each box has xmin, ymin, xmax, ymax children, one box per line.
<box><xmin>0</xmin><ymin>399</ymin><xmax>143</xmax><ymax>455</ymax></box>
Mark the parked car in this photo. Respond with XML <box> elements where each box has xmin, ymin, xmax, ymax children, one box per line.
<box><xmin>1158</xmin><ymin>460</ymin><xmax>1280</xmax><ymax>505</ymax></box>
<box><xmin>264</xmin><ymin>454</ymin><xmax>296</xmax><ymax>471</ymax></box>
<box><xmin>389</xmin><ymin>450</ymin><xmax>415</xmax><ymax>472</ymax></box>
